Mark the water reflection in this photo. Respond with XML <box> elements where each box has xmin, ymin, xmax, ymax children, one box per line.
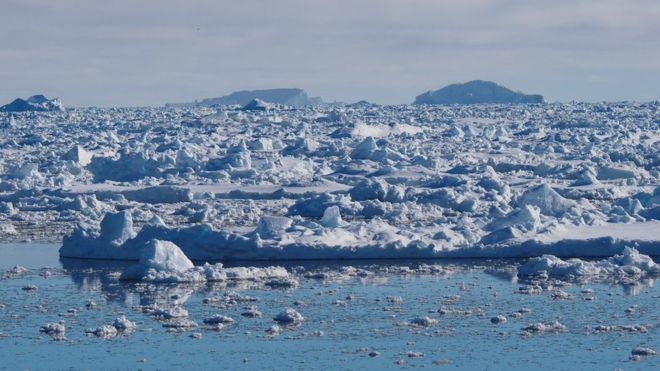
<box><xmin>59</xmin><ymin>257</ymin><xmax>508</xmax><ymax>307</ymax></box>
<box><xmin>622</xmin><ymin>279</ymin><xmax>655</xmax><ymax>296</ymax></box>
<box><xmin>61</xmin><ymin>258</ymin><xmax>282</xmax><ymax>308</ymax></box>
<box><xmin>59</xmin><ymin>256</ymin><xmax>656</xmax><ymax>310</ymax></box>
<box><xmin>62</xmin><ymin>258</ymin><xmax>134</xmax><ymax>305</ymax></box>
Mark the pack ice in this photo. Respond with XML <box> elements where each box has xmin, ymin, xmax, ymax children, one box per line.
<box><xmin>0</xmin><ymin>100</ymin><xmax>657</xmax><ymax>267</ymax></box>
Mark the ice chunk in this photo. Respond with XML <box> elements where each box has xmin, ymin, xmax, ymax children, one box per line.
<box><xmin>86</xmin><ymin>325</ymin><xmax>118</xmax><ymax>338</ymax></box>
<box><xmin>608</xmin><ymin>246</ymin><xmax>659</xmax><ymax>272</ymax></box>
<box><xmin>516</xmin><ymin>184</ymin><xmax>576</xmax><ymax>217</ymax></box>
<box><xmin>571</xmin><ymin>169</ymin><xmax>600</xmax><ymax>187</ymax></box>
<box><xmin>266</xmin><ymin>324</ymin><xmax>282</xmax><ymax>335</ymax></box>
<box><xmin>148</xmin><ymin>215</ymin><xmax>167</xmax><ymax>227</ymax></box>
<box><xmin>87</xmin><ymin>152</ymin><xmax>163</xmax><ymax>182</ymax></box>
<box><xmin>490</xmin><ymin>315</ymin><xmax>507</xmax><ymax>324</ymax></box>
<box><xmin>249</xmin><ymin>138</ymin><xmax>274</xmax><ymax>151</ymax></box>
<box><xmin>255</xmin><ymin>216</ymin><xmax>293</xmax><ymax>239</ymax></box>
<box><xmin>320</xmin><ymin>206</ymin><xmax>345</xmax><ymax>228</ymax></box>
<box><xmin>349</xmin><ymin>178</ymin><xmax>389</xmax><ymax>202</ymax></box>
<box><xmin>99</xmin><ymin>210</ymin><xmax>137</xmax><ymax>246</ymax></box>
<box><xmin>162</xmin><ymin>318</ymin><xmax>198</xmax><ymax>330</ymax></box>
<box><xmin>518</xmin><ymin>247</ymin><xmax>659</xmax><ymax>279</ymax></box>
<box><xmin>409</xmin><ymin>317</ymin><xmax>438</xmax><ymax>327</ymax></box>
<box><xmin>274</xmin><ymin>308</ymin><xmax>304</xmax><ymax>324</ymax></box>
<box><xmin>480</xmin><ymin>226</ymin><xmax>521</xmax><ymax>245</ymax></box>
<box><xmin>265</xmin><ymin>277</ymin><xmax>299</xmax><ymax>288</ymax></box>
<box><xmin>631</xmin><ymin>347</ymin><xmax>657</xmax><ymax>356</ymax></box>
<box><xmin>123</xmin><ymin>239</ymin><xmax>194</xmax><ymax>278</ymax></box>
<box><xmin>63</xmin><ymin>145</ymin><xmax>94</xmax><ymax>166</ymax></box>
<box><xmin>4</xmin><ymin>265</ymin><xmax>28</xmax><ymax>277</ymax></box>
<box><xmin>241</xmin><ymin>306</ymin><xmax>262</xmax><ymax>318</ymax></box>
<box><xmin>0</xmin><ymin>224</ymin><xmax>18</xmax><ymax>235</ymax></box>
<box><xmin>7</xmin><ymin>163</ymin><xmax>42</xmax><ymax>180</ymax></box>
<box><xmin>596</xmin><ymin>166</ymin><xmax>637</xmax><ymax>180</ymax></box>
<box><xmin>350</xmin><ymin>137</ymin><xmax>378</xmax><ymax>159</ymax></box>
<box><xmin>40</xmin><ymin>321</ymin><xmax>66</xmax><ymax>340</ymax></box>
<box><xmin>203</xmin><ymin>315</ymin><xmax>235</xmax><ymax>325</ymax></box>
<box><xmin>521</xmin><ymin>321</ymin><xmax>565</xmax><ymax>334</ymax></box>
<box><xmin>112</xmin><ymin>315</ymin><xmax>136</xmax><ymax>332</ymax></box>
<box><xmin>486</xmin><ymin>205</ymin><xmax>540</xmax><ymax>232</ymax></box>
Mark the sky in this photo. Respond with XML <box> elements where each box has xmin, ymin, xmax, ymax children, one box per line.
<box><xmin>1</xmin><ymin>0</ymin><xmax>659</xmax><ymax>107</ymax></box>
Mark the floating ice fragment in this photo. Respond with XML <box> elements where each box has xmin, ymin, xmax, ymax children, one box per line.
<box><xmin>241</xmin><ymin>306</ymin><xmax>262</xmax><ymax>318</ymax></box>
<box><xmin>490</xmin><ymin>315</ymin><xmax>507</xmax><ymax>324</ymax></box>
<box><xmin>517</xmin><ymin>247</ymin><xmax>659</xmax><ymax>281</ymax></box>
<box><xmin>86</xmin><ymin>325</ymin><xmax>118</xmax><ymax>338</ymax></box>
<box><xmin>203</xmin><ymin>315</ymin><xmax>235</xmax><ymax>325</ymax></box>
<box><xmin>162</xmin><ymin>318</ymin><xmax>198</xmax><ymax>330</ymax></box>
<box><xmin>409</xmin><ymin>317</ymin><xmax>438</xmax><ymax>327</ymax></box>
<box><xmin>266</xmin><ymin>325</ymin><xmax>282</xmax><ymax>335</ymax></box>
<box><xmin>265</xmin><ymin>277</ymin><xmax>299</xmax><ymax>288</ymax></box>
<box><xmin>274</xmin><ymin>308</ymin><xmax>304</xmax><ymax>324</ymax></box>
<box><xmin>40</xmin><ymin>321</ymin><xmax>66</xmax><ymax>340</ymax></box>
<box><xmin>521</xmin><ymin>321</ymin><xmax>566</xmax><ymax>334</ymax></box>
<box><xmin>113</xmin><ymin>315</ymin><xmax>136</xmax><ymax>332</ymax></box>
<box><xmin>631</xmin><ymin>347</ymin><xmax>657</xmax><ymax>357</ymax></box>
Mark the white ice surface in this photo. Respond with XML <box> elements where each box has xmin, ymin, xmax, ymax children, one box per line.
<box><xmin>0</xmin><ymin>102</ymin><xmax>656</xmax><ymax>260</ymax></box>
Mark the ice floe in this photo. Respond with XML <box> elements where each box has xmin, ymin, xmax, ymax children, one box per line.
<box><xmin>517</xmin><ymin>247</ymin><xmax>659</xmax><ymax>281</ymax></box>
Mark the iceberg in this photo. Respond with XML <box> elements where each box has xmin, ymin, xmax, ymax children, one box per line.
<box><xmin>414</xmin><ymin>81</ymin><xmax>544</xmax><ymax>105</ymax></box>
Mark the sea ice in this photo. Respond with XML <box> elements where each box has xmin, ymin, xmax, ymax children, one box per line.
<box><xmin>0</xmin><ymin>100</ymin><xmax>654</xmax><ymax>261</ymax></box>
<box><xmin>517</xmin><ymin>247</ymin><xmax>659</xmax><ymax>281</ymax></box>
<box><xmin>274</xmin><ymin>308</ymin><xmax>304</xmax><ymax>324</ymax></box>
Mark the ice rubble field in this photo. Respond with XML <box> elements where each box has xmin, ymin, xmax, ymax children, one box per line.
<box><xmin>0</xmin><ymin>102</ymin><xmax>659</xmax><ymax>267</ymax></box>
<box><xmin>1</xmin><ymin>102</ymin><xmax>659</xmax><ymax>368</ymax></box>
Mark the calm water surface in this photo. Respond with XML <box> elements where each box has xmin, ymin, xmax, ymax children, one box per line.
<box><xmin>0</xmin><ymin>243</ymin><xmax>658</xmax><ymax>370</ymax></box>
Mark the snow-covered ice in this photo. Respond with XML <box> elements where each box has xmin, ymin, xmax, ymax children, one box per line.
<box><xmin>120</xmin><ymin>240</ymin><xmax>292</xmax><ymax>283</ymax></box>
<box><xmin>274</xmin><ymin>308</ymin><xmax>304</xmax><ymax>324</ymax></box>
<box><xmin>521</xmin><ymin>321</ymin><xmax>566</xmax><ymax>334</ymax></box>
<box><xmin>0</xmin><ymin>102</ymin><xmax>656</xmax><ymax>262</ymax></box>
<box><xmin>39</xmin><ymin>321</ymin><xmax>66</xmax><ymax>340</ymax></box>
<box><xmin>517</xmin><ymin>247</ymin><xmax>659</xmax><ymax>281</ymax></box>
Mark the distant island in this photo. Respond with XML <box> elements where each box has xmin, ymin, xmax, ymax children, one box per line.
<box><xmin>0</xmin><ymin>95</ymin><xmax>65</xmax><ymax>112</ymax></box>
<box><xmin>414</xmin><ymin>80</ymin><xmax>544</xmax><ymax>105</ymax></box>
<box><xmin>169</xmin><ymin>88</ymin><xmax>323</xmax><ymax>108</ymax></box>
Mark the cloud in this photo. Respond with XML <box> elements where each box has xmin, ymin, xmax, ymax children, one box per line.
<box><xmin>0</xmin><ymin>0</ymin><xmax>658</xmax><ymax>106</ymax></box>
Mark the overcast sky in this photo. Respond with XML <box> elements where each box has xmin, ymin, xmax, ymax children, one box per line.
<box><xmin>1</xmin><ymin>0</ymin><xmax>659</xmax><ymax>106</ymax></box>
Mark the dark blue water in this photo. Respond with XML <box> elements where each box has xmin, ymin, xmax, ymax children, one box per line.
<box><xmin>0</xmin><ymin>243</ymin><xmax>658</xmax><ymax>370</ymax></box>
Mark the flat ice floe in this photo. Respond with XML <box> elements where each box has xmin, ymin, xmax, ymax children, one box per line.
<box><xmin>0</xmin><ymin>102</ymin><xmax>656</xmax><ymax>261</ymax></box>
<box><xmin>60</xmin><ymin>208</ymin><xmax>660</xmax><ymax>262</ymax></box>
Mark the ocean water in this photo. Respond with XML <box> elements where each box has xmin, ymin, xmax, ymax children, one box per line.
<box><xmin>0</xmin><ymin>243</ymin><xmax>658</xmax><ymax>370</ymax></box>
